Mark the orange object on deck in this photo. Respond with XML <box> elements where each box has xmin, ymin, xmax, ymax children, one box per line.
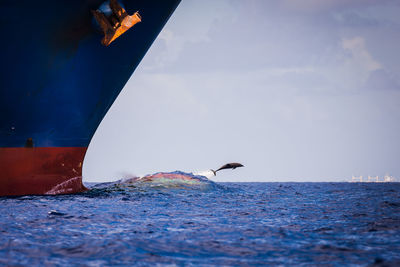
<box><xmin>92</xmin><ymin>0</ymin><xmax>142</xmax><ymax>46</ymax></box>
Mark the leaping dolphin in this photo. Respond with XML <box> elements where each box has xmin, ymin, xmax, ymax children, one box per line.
<box><xmin>211</xmin><ymin>163</ymin><xmax>244</xmax><ymax>176</ymax></box>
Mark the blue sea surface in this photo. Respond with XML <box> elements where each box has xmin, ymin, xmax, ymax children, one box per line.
<box><xmin>1</xmin><ymin>179</ymin><xmax>400</xmax><ymax>266</ymax></box>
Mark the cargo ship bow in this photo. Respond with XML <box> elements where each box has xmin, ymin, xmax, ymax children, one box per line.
<box><xmin>0</xmin><ymin>0</ymin><xmax>181</xmax><ymax>196</ymax></box>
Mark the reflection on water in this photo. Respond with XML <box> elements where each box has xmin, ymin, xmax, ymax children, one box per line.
<box><xmin>1</xmin><ymin>182</ymin><xmax>400</xmax><ymax>266</ymax></box>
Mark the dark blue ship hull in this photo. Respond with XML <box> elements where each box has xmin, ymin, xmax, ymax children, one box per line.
<box><xmin>0</xmin><ymin>0</ymin><xmax>180</xmax><ymax>196</ymax></box>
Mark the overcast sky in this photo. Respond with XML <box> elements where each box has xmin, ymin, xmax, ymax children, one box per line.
<box><xmin>84</xmin><ymin>0</ymin><xmax>400</xmax><ymax>183</ymax></box>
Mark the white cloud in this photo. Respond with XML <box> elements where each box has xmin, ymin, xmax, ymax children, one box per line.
<box><xmin>342</xmin><ymin>36</ymin><xmax>381</xmax><ymax>71</ymax></box>
<box><xmin>330</xmin><ymin>36</ymin><xmax>381</xmax><ymax>89</ymax></box>
<box><xmin>142</xmin><ymin>0</ymin><xmax>232</xmax><ymax>71</ymax></box>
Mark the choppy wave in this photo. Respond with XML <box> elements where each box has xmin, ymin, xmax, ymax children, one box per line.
<box><xmin>89</xmin><ymin>171</ymin><xmax>218</xmax><ymax>192</ymax></box>
<box><xmin>1</xmin><ymin>182</ymin><xmax>400</xmax><ymax>266</ymax></box>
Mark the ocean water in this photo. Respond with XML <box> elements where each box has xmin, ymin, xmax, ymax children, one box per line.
<box><xmin>1</xmin><ymin>177</ymin><xmax>400</xmax><ymax>266</ymax></box>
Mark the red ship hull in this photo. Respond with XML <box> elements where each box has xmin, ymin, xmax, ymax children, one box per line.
<box><xmin>0</xmin><ymin>147</ymin><xmax>87</xmax><ymax>196</ymax></box>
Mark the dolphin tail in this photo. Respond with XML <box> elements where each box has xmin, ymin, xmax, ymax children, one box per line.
<box><xmin>211</xmin><ymin>169</ymin><xmax>217</xmax><ymax>176</ymax></box>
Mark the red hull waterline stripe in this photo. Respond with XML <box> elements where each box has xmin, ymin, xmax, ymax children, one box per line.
<box><xmin>0</xmin><ymin>147</ymin><xmax>87</xmax><ymax>196</ymax></box>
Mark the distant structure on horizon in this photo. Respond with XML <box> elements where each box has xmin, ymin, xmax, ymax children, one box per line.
<box><xmin>350</xmin><ymin>175</ymin><xmax>397</xmax><ymax>183</ymax></box>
